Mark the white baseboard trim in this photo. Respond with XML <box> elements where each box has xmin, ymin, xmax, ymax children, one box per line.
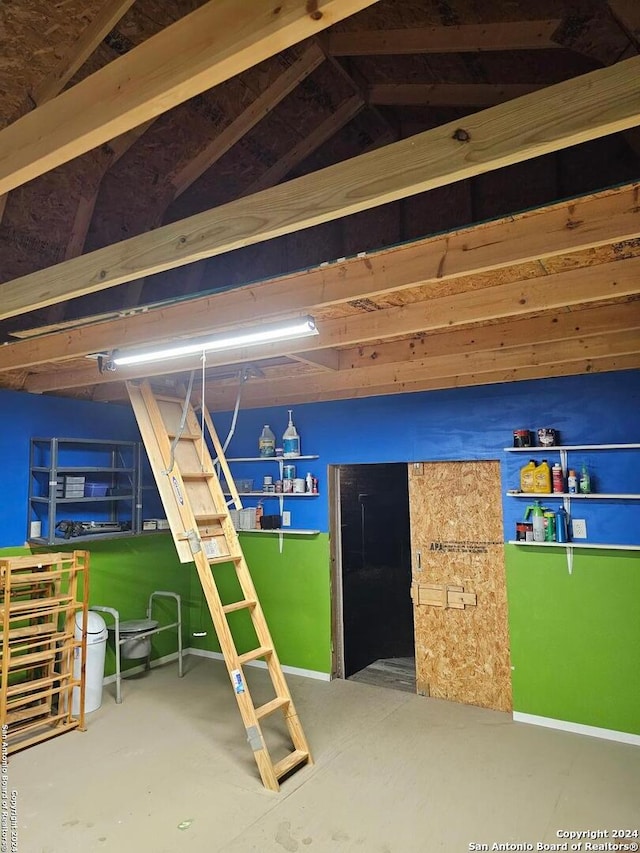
<box><xmin>187</xmin><ymin>646</ymin><xmax>331</xmax><ymax>682</ymax></box>
<box><xmin>513</xmin><ymin>712</ymin><xmax>640</xmax><ymax>746</ymax></box>
<box><xmin>103</xmin><ymin>650</ymin><xmax>180</xmax><ymax>684</ymax></box>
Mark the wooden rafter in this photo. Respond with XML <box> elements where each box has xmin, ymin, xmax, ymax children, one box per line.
<box><xmin>21</xmin><ymin>257</ymin><xmax>640</xmax><ymax>392</ymax></box>
<box><xmin>609</xmin><ymin>0</ymin><xmax>640</xmax><ymax>48</ymax></box>
<box><xmin>1</xmin><ymin>58</ymin><xmax>639</xmax><ymax>322</ymax></box>
<box><xmin>170</xmin><ymin>43</ymin><xmax>326</xmax><ymax>199</ymax></box>
<box><xmin>0</xmin><ymin>0</ymin><xmax>381</xmax><ymax>198</ymax></box>
<box><xmin>0</xmin><ymin>182</ymin><xmax>638</xmax><ymax>372</ymax></box>
<box><xmin>326</xmin><ymin>20</ymin><xmax>564</xmax><ymax>55</ymax></box>
<box><xmin>368</xmin><ymin>83</ymin><xmax>544</xmax><ymax>107</ymax></box>
<box><xmin>242</xmin><ymin>94</ymin><xmax>365</xmax><ymax>195</ymax></box>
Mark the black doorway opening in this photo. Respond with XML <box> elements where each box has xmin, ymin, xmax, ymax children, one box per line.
<box><xmin>338</xmin><ymin>463</ymin><xmax>415</xmax><ymax>692</ymax></box>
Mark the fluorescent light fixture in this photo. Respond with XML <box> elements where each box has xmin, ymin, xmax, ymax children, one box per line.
<box><xmin>112</xmin><ymin>316</ymin><xmax>318</xmax><ymax>367</ymax></box>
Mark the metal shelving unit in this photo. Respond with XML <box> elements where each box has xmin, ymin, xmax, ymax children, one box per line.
<box><xmin>28</xmin><ymin>437</ymin><xmax>143</xmax><ymax>545</ymax></box>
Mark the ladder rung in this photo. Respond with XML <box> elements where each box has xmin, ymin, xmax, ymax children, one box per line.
<box><xmin>273</xmin><ymin>750</ymin><xmax>310</xmax><ymax>780</ymax></box>
<box><xmin>255</xmin><ymin>696</ymin><xmax>290</xmax><ymax>720</ymax></box>
<box><xmin>194</xmin><ymin>513</ymin><xmax>227</xmax><ymax>521</ymax></box>
<box><xmin>182</xmin><ymin>472</ymin><xmax>215</xmax><ymax>480</ymax></box>
<box><xmin>222</xmin><ymin>599</ymin><xmax>257</xmax><ymax>614</ymax></box>
<box><xmin>167</xmin><ymin>433</ymin><xmax>201</xmax><ymax>441</ymax></box>
<box><xmin>208</xmin><ymin>554</ymin><xmax>243</xmax><ymax>566</ymax></box>
<box><xmin>238</xmin><ymin>646</ymin><xmax>272</xmax><ymax>665</ymax></box>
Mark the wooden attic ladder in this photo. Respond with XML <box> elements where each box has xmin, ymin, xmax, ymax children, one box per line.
<box><xmin>126</xmin><ymin>379</ymin><xmax>311</xmax><ymax>791</ymax></box>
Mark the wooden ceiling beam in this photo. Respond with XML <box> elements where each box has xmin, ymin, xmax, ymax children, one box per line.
<box><xmin>368</xmin><ymin>83</ymin><xmax>544</xmax><ymax>107</ymax></box>
<box><xmin>0</xmin><ymin>0</ymin><xmax>380</xmax><ymax>198</ymax></box>
<box><xmin>1</xmin><ymin>56</ymin><xmax>639</xmax><ymax>321</ymax></box>
<box><xmin>0</xmin><ymin>182</ymin><xmax>638</xmax><ymax>371</ymax></box>
<box><xmin>170</xmin><ymin>43</ymin><xmax>326</xmax><ymax>200</ymax></box>
<box><xmin>205</xmin><ymin>354</ymin><xmax>640</xmax><ymax>410</ymax></box>
<box><xmin>339</xmin><ymin>302</ymin><xmax>640</xmax><ymax>370</ymax></box>
<box><xmin>289</xmin><ymin>349</ymin><xmax>340</xmax><ymax>370</ymax></box>
<box><xmin>201</xmin><ymin>332</ymin><xmax>640</xmax><ymax>409</ymax></box>
<box><xmin>21</xmin><ymin>256</ymin><xmax>640</xmax><ymax>392</ymax></box>
<box><xmin>326</xmin><ymin>20</ymin><xmax>564</xmax><ymax>55</ymax></box>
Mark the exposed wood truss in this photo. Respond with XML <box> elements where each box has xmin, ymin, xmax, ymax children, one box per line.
<box><xmin>1</xmin><ymin>183</ymin><xmax>638</xmax><ymax>406</ymax></box>
<box><xmin>325</xmin><ymin>20</ymin><xmax>564</xmax><ymax>55</ymax></box>
<box><xmin>0</xmin><ymin>0</ymin><xmax>380</xmax><ymax>197</ymax></box>
<box><xmin>2</xmin><ymin>57</ymin><xmax>639</xmax><ymax>322</ymax></box>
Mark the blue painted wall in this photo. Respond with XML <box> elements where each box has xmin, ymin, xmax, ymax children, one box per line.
<box><xmin>221</xmin><ymin>370</ymin><xmax>640</xmax><ymax>546</ymax></box>
<box><xmin>0</xmin><ymin>388</ymin><xmax>149</xmax><ymax>547</ymax></box>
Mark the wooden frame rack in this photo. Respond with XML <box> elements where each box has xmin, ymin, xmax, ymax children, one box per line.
<box><xmin>0</xmin><ymin>551</ymin><xmax>89</xmax><ymax>753</ymax></box>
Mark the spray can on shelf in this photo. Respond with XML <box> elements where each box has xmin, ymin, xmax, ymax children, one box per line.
<box><xmin>283</xmin><ymin>410</ymin><xmax>301</xmax><ymax>458</ymax></box>
<box><xmin>524</xmin><ymin>500</ymin><xmax>546</xmax><ymax>542</ymax></box>
<box><xmin>258</xmin><ymin>425</ymin><xmax>275</xmax><ymax>457</ymax></box>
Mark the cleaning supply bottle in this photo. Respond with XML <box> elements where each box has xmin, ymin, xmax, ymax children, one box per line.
<box><xmin>533</xmin><ymin>459</ymin><xmax>551</xmax><ymax>494</ymax></box>
<box><xmin>552</xmin><ymin>463</ymin><xmax>564</xmax><ymax>493</ymax></box>
<box><xmin>567</xmin><ymin>469</ymin><xmax>578</xmax><ymax>494</ymax></box>
<box><xmin>520</xmin><ymin>459</ymin><xmax>536</xmax><ymax>492</ymax></box>
<box><xmin>543</xmin><ymin>511</ymin><xmax>556</xmax><ymax>542</ymax></box>
<box><xmin>282</xmin><ymin>410</ymin><xmax>301</xmax><ymax>458</ymax></box>
<box><xmin>524</xmin><ymin>501</ymin><xmax>546</xmax><ymax>542</ymax></box>
<box><xmin>258</xmin><ymin>425</ymin><xmax>275</xmax><ymax>457</ymax></box>
<box><xmin>555</xmin><ymin>507</ymin><xmax>569</xmax><ymax>543</ymax></box>
<box><xmin>579</xmin><ymin>463</ymin><xmax>591</xmax><ymax>494</ymax></box>
<box><xmin>255</xmin><ymin>501</ymin><xmax>264</xmax><ymax>530</ymax></box>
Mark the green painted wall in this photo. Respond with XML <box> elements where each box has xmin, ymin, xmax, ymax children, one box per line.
<box><xmin>1</xmin><ymin>536</ymin><xmax>188</xmax><ymax>677</ymax></box>
<box><xmin>188</xmin><ymin>533</ymin><xmax>332</xmax><ymax>674</ymax></box>
<box><xmin>505</xmin><ymin>544</ymin><xmax>640</xmax><ymax>735</ymax></box>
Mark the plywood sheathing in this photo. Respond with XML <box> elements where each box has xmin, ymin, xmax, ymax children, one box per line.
<box><xmin>408</xmin><ymin>461</ymin><xmax>511</xmax><ymax>712</ymax></box>
<box><xmin>0</xmin><ymin>0</ymin><xmax>106</xmax><ymax>128</ymax></box>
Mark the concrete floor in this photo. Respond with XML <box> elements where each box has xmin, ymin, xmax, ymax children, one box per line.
<box><xmin>8</xmin><ymin>656</ymin><xmax>639</xmax><ymax>853</ymax></box>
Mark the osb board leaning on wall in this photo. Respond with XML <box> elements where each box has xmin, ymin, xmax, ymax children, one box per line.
<box><xmin>408</xmin><ymin>460</ymin><xmax>511</xmax><ymax>713</ymax></box>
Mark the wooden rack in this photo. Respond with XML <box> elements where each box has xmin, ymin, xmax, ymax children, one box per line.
<box><xmin>0</xmin><ymin>551</ymin><xmax>89</xmax><ymax>754</ymax></box>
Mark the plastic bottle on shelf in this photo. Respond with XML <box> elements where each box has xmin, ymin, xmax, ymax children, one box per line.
<box><xmin>567</xmin><ymin>469</ymin><xmax>578</xmax><ymax>494</ymax></box>
<box><xmin>520</xmin><ymin>459</ymin><xmax>536</xmax><ymax>492</ymax></box>
<box><xmin>283</xmin><ymin>410</ymin><xmax>301</xmax><ymax>458</ymax></box>
<box><xmin>524</xmin><ymin>500</ymin><xmax>546</xmax><ymax>542</ymax></box>
<box><xmin>555</xmin><ymin>507</ymin><xmax>569</xmax><ymax>543</ymax></box>
<box><xmin>305</xmin><ymin>472</ymin><xmax>313</xmax><ymax>493</ymax></box>
<box><xmin>255</xmin><ymin>502</ymin><xmax>264</xmax><ymax>530</ymax></box>
<box><xmin>258</xmin><ymin>425</ymin><xmax>275</xmax><ymax>457</ymax></box>
<box><xmin>533</xmin><ymin>459</ymin><xmax>551</xmax><ymax>493</ymax></box>
<box><xmin>579</xmin><ymin>463</ymin><xmax>591</xmax><ymax>494</ymax></box>
<box><xmin>552</xmin><ymin>462</ymin><xmax>564</xmax><ymax>493</ymax></box>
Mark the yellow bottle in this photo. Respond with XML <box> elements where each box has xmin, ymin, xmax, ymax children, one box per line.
<box><xmin>520</xmin><ymin>459</ymin><xmax>536</xmax><ymax>492</ymax></box>
<box><xmin>533</xmin><ymin>459</ymin><xmax>552</xmax><ymax>494</ymax></box>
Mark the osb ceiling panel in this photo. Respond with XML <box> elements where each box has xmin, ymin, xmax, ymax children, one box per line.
<box><xmin>0</xmin><ymin>0</ymin><xmax>105</xmax><ymax>126</ymax></box>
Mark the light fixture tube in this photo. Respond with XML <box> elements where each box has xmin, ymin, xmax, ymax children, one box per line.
<box><xmin>112</xmin><ymin>316</ymin><xmax>318</xmax><ymax>367</ymax></box>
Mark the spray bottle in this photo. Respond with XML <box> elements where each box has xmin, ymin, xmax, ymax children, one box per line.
<box><xmin>283</xmin><ymin>410</ymin><xmax>301</xmax><ymax>458</ymax></box>
<box><xmin>524</xmin><ymin>500</ymin><xmax>546</xmax><ymax>542</ymax></box>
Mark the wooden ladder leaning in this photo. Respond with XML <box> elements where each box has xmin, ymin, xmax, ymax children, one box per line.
<box><xmin>126</xmin><ymin>379</ymin><xmax>312</xmax><ymax>791</ymax></box>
